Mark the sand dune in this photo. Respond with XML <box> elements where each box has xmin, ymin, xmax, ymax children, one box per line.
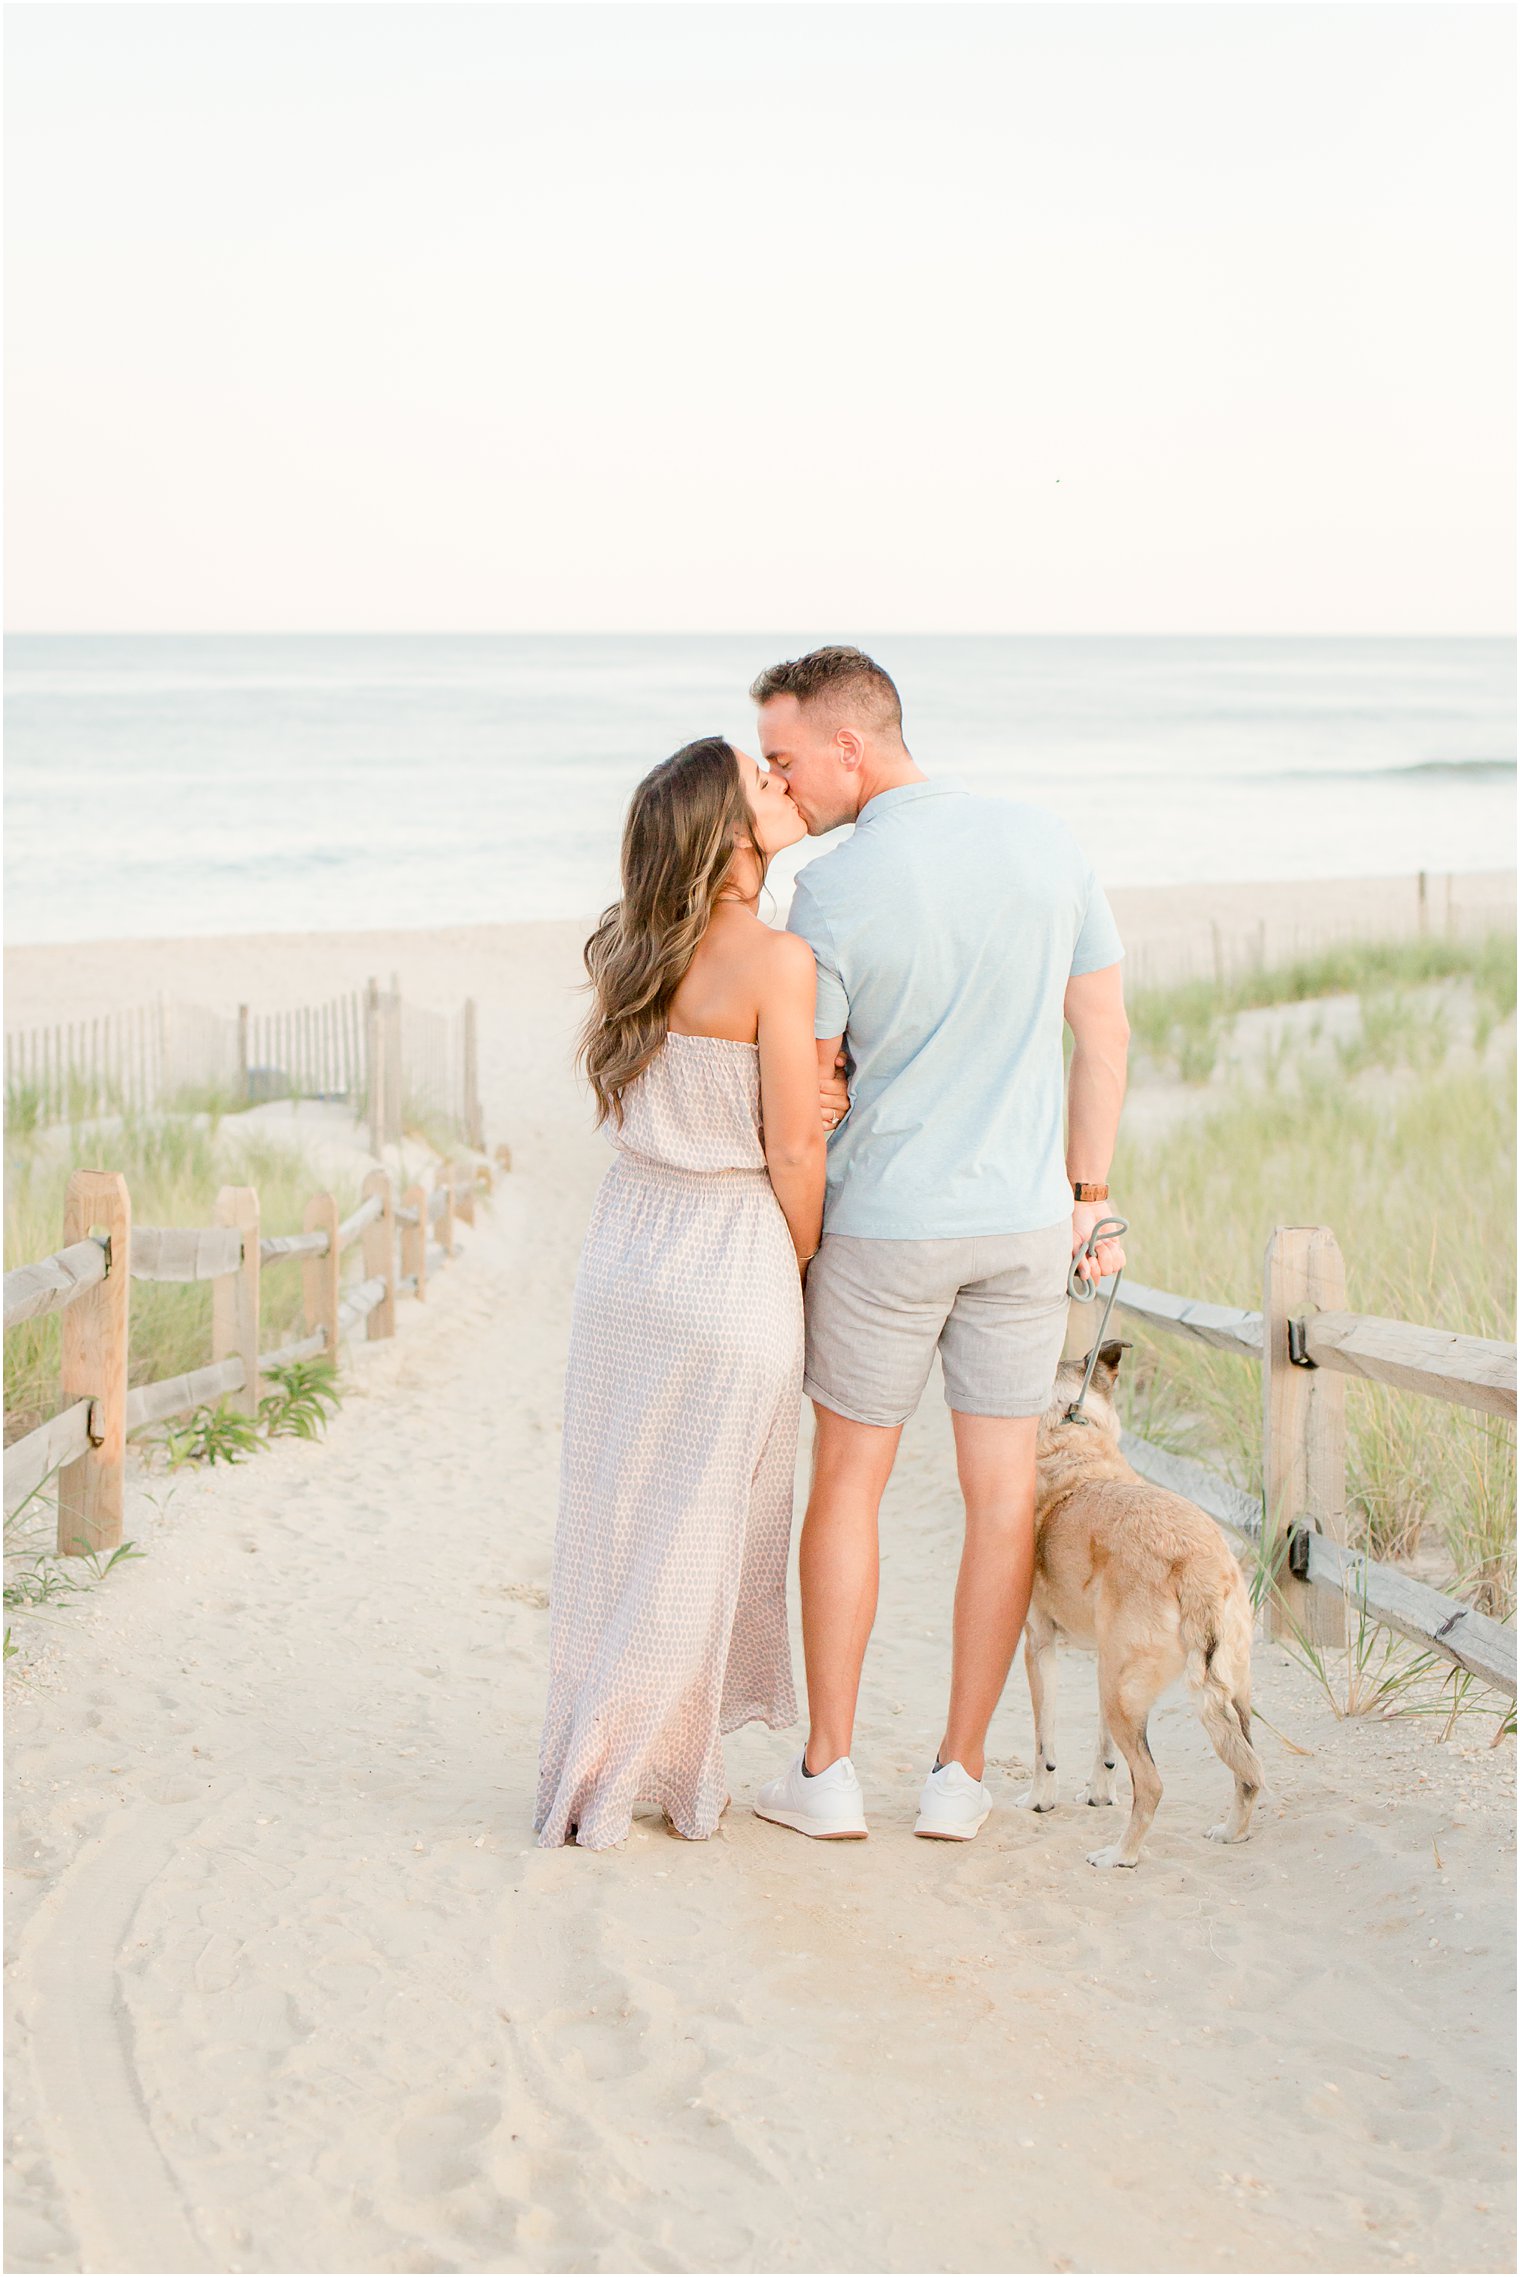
<box><xmin>4</xmin><ymin>899</ymin><xmax>1515</xmax><ymax>2274</ymax></box>
<box><xmin>3</xmin><ymin>871</ymin><xmax>1514</xmax><ymax>1036</ymax></box>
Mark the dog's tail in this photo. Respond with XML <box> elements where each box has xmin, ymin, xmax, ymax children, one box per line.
<box><xmin>1178</xmin><ymin>1562</ymin><xmax>1264</xmax><ymax>1794</ymax></box>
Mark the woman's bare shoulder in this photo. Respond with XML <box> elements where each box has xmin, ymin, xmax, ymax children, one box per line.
<box><xmin>754</xmin><ymin>920</ymin><xmax>814</xmax><ymax>976</ymax></box>
<box><xmin>753</xmin><ymin>927</ymin><xmax>816</xmax><ymax>1035</ymax></box>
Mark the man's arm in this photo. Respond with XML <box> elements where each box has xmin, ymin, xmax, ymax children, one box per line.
<box><xmin>1064</xmin><ymin>961</ymin><xmax>1129</xmax><ymax>1284</ymax></box>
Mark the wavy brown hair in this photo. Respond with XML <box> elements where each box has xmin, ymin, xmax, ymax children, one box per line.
<box><xmin>579</xmin><ymin>737</ymin><xmax>767</xmax><ymax>1127</ymax></box>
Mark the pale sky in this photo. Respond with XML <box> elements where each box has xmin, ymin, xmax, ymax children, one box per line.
<box><xmin>4</xmin><ymin>2</ymin><xmax>1514</xmax><ymax>633</ymax></box>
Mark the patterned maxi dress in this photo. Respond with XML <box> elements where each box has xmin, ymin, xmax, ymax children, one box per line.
<box><xmin>534</xmin><ymin>1033</ymin><xmax>804</xmax><ymax>1848</ymax></box>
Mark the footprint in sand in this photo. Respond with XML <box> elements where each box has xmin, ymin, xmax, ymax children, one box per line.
<box><xmin>390</xmin><ymin>2088</ymin><xmax>504</xmax><ymax>2195</ymax></box>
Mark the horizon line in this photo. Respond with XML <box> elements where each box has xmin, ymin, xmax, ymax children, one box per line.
<box><xmin>5</xmin><ymin>626</ymin><xmax>1515</xmax><ymax>642</ymax></box>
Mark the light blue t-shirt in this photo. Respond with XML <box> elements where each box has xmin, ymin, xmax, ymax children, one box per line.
<box><xmin>786</xmin><ymin>778</ymin><xmax>1124</xmax><ymax>1240</ymax></box>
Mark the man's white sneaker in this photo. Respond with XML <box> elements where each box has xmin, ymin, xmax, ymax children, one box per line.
<box><xmin>754</xmin><ymin>1751</ymin><xmax>868</xmax><ymax>1840</ymax></box>
<box><xmin>914</xmin><ymin>1760</ymin><xmax>992</xmax><ymax>1841</ymax></box>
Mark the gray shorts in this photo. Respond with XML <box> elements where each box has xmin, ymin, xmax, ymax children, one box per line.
<box><xmin>802</xmin><ymin>1223</ymin><xmax>1071</xmax><ymax>1429</ymax></box>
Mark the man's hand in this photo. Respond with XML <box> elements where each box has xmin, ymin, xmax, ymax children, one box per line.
<box><xmin>819</xmin><ymin>1047</ymin><xmax>851</xmax><ymax>1133</ymax></box>
<box><xmin>1071</xmin><ymin>1199</ymin><xmax>1126</xmax><ymax>1287</ymax></box>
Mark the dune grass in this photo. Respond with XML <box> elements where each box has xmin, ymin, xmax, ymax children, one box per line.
<box><xmin>1129</xmin><ymin>929</ymin><xmax>1516</xmax><ymax>1085</ymax></box>
<box><xmin>1114</xmin><ymin>937</ymin><xmax>1516</xmax><ymax>1618</ymax></box>
<box><xmin>4</xmin><ymin>1105</ymin><xmax>365</xmax><ymax>1445</ymax></box>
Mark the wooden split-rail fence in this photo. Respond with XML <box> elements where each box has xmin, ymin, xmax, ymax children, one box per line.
<box><xmin>1109</xmin><ymin>1223</ymin><xmax>1516</xmax><ymax>1696</ymax></box>
<box><xmin>5</xmin><ymin>981</ymin><xmax>485</xmax><ymax>1154</ymax></box>
<box><xmin>4</xmin><ymin>1149</ymin><xmax>501</xmax><ymax>1558</ymax></box>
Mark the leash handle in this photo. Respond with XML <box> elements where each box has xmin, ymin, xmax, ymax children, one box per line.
<box><xmin>1067</xmin><ymin>1214</ymin><xmax>1129</xmax><ymax>1303</ymax></box>
<box><xmin>1064</xmin><ymin>1214</ymin><xmax>1130</xmax><ymax>1425</ymax></box>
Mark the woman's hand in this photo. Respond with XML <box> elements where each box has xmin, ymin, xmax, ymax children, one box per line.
<box><xmin>819</xmin><ymin>1047</ymin><xmax>851</xmax><ymax>1133</ymax></box>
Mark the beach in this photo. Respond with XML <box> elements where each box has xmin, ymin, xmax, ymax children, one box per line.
<box><xmin>4</xmin><ymin>877</ymin><xmax>1516</xmax><ymax>2275</ymax></box>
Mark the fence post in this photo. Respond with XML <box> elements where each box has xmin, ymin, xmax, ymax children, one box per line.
<box><xmin>453</xmin><ymin>1158</ymin><xmax>476</xmax><ymax>1228</ymax></box>
<box><xmin>57</xmin><ymin>1170</ymin><xmax>131</xmax><ymax>1558</ymax></box>
<box><xmin>1262</xmin><ymin>1224</ymin><xmax>1348</xmax><ymax>1644</ymax></box>
<box><xmin>366</xmin><ymin>979</ymin><xmax>384</xmax><ymax>1160</ymax></box>
<box><xmin>212</xmin><ymin>1185</ymin><xmax>261</xmax><ymax>1415</ymax></box>
<box><xmin>387</xmin><ymin>983</ymin><xmax>403</xmax><ymax>1145</ymax></box>
<box><xmin>302</xmin><ymin>1193</ymin><xmax>341</xmax><ymax>1358</ymax></box>
<box><xmin>1417</xmin><ymin>870</ymin><xmax>1428</xmax><ymax>938</ymax></box>
<box><xmin>401</xmin><ymin>1181</ymin><xmax>427</xmax><ymax>1299</ymax></box>
<box><xmin>463</xmin><ymin>997</ymin><xmax>484</xmax><ymax>1151</ymax></box>
<box><xmin>361</xmin><ymin>1167</ymin><xmax>396</xmax><ymax>1339</ymax></box>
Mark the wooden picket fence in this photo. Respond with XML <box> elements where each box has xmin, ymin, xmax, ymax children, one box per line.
<box><xmin>1111</xmin><ymin>1223</ymin><xmax>1516</xmax><ymax>1695</ymax></box>
<box><xmin>4</xmin><ymin>981</ymin><xmax>484</xmax><ymax>1154</ymax></box>
<box><xmin>3</xmin><ymin>1147</ymin><xmax>502</xmax><ymax>1557</ymax></box>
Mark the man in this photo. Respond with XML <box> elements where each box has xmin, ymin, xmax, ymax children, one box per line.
<box><xmin>751</xmin><ymin>646</ymin><xmax>1129</xmax><ymax>1844</ymax></box>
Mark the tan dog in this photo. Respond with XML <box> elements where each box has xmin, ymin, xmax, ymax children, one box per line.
<box><xmin>1019</xmin><ymin>1340</ymin><xmax>1264</xmax><ymax>1868</ymax></box>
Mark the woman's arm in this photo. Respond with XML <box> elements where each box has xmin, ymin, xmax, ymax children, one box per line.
<box><xmin>757</xmin><ymin>932</ymin><xmax>828</xmax><ymax>1267</ymax></box>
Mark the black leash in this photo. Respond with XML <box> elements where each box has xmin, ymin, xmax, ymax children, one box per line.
<box><xmin>1064</xmin><ymin>1214</ymin><xmax>1130</xmax><ymax>1425</ymax></box>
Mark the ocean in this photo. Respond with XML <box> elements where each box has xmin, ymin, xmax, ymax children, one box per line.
<box><xmin>4</xmin><ymin>634</ymin><xmax>1514</xmax><ymax>947</ymax></box>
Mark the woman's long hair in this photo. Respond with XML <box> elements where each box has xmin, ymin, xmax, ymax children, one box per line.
<box><xmin>579</xmin><ymin>736</ymin><xmax>767</xmax><ymax>1127</ymax></box>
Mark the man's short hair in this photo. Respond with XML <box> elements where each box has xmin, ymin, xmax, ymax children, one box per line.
<box><xmin>749</xmin><ymin>645</ymin><xmax>903</xmax><ymax>736</ymax></box>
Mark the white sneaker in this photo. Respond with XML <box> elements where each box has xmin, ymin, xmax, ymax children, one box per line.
<box><xmin>914</xmin><ymin>1760</ymin><xmax>992</xmax><ymax>1841</ymax></box>
<box><xmin>754</xmin><ymin>1750</ymin><xmax>868</xmax><ymax>1840</ymax></box>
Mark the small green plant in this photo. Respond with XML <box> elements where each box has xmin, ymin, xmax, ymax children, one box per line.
<box><xmin>5</xmin><ymin>1490</ymin><xmax>147</xmax><ymax>1613</ymax></box>
<box><xmin>1279</xmin><ymin>1594</ymin><xmax>1444</xmax><ymax>1719</ymax></box>
<box><xmin>158</xmin><ymin>1361</ymin><xmax>344</xmax><ymax>1469</ymax></box>
<box><xmin>1272</xmin><ymin>1572</ymin><xmax>1498</xmax><ymax>1725</ymax></box>
<box><xmin>162</xmin><ymin>1401</ymin><xmax>263</xmax><ymax>1469</ymax></box>
<box><xmin>259</xmin><ymin>1358</ymin><xmax>342</xmax><ymax>1441</ymax></box>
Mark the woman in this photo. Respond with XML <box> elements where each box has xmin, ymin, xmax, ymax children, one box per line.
<box><xmin>534</xmin><ymin>735</ymin><xmax>826</xmax><ymax>1849</ymax></box>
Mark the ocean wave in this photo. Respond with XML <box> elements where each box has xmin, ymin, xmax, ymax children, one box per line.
<box><xmin>1289</xmin><ymin>757</ymin><xmax>1515</xmax><ymax>781</ymax></box>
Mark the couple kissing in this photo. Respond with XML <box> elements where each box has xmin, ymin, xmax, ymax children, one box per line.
<box><xmin>535</xmin><ymin>644</ymin><xmax>1129</xmax><ymax>1850</ymax></box>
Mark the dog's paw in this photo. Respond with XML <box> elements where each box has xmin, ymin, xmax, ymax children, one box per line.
<box><xmin>1017</xmin><ymin>1786</ymin><xmax>1057</xmax><ymax>1813</ymax></box>
<box><xmin>1086</xmin><ymin>1844</ymin><xmax>1137</xmax><ymax>1870</ymax></box>
<box><xmin>1076</xmin><ymin>1786</ymin><xmax>1115</xmax><ymax>1808</ymax></box>
<box><xmin>1206</xmin><ymin>1821</ymin><xmax>1250</xmax><ymax>1844</ymax></box>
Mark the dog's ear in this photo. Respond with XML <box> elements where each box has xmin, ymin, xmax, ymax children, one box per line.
<box><xmin>1089</xmin><ymin>1339</ymin><xmax>1132</xmax><ymax>1388</ymax></box>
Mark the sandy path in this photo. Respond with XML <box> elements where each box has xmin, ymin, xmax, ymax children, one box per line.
<box><xmin>5</xmin><ymin>919</ymin><xmax>1516</xmax><ymax>2275</ymax></box>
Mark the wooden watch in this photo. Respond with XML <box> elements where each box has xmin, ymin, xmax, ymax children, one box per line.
<box><xmin>1071</xmin><ymin>1181</ymin><xmax>1109</xmax><ymax>1203</ymax></box>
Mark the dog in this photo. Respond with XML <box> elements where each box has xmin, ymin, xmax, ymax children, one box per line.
<box><xmin>1018</xmin><ymin>1340</ymin><xmax>1264</xmax><ymax>1868</ymax></box>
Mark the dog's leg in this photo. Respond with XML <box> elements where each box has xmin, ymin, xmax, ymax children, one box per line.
<box><xmin>1194</xmin><ymin>1626</ymin><xmax>1264</xmax><ymax>1845</ymax></box>
<box><xmin>1078</xmin><ymin>1706</ymin><xmax>1117</xmax><ymax>1808</ymax></box>
<box><xmin>1086</xmin><ymin>1660</ymin><xmax>1167</xmax><ymax>1869</ymax></box>
<box><xmin>1016</xmin><ymin>1611</ymin><xmax>1060</xmax><ymax>1812</ymax></box>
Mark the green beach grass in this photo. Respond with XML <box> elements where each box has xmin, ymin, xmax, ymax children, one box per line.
<box><xmin>1114</xmin><ymin>932</ymin><xmax>1516</xmax><ymax>1618</ymax></box>
<box><xmin>4</xmin><ymin>1102</ymin><xmax>365</xmax><ymax>1448</ymax></box>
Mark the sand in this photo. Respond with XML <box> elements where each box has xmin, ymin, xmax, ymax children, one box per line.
<box><xmin>4</xmin><ymin>881</ymin><xmax>1516</xmax><ymax>2275</ymax></box>
<box><xmin>3</xmin><ymin>872</ymin><xmax>1515</xmax><ymax>1037</ymax></box>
